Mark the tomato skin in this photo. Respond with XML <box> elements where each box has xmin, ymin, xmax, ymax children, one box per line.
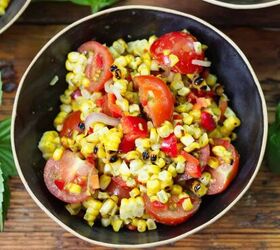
<box><xmin>134</xmin><ymin>75</ymin><xmax>174</xmax><ymax>127</ymax></box>
<box><xmin>160</xmin><ymin>133</ymin><xmax>179</xmax><ymax>158</ymax></box>
<box><xmin>207</xmin><ymin>139</ymin><xmax>240</xmax><ymax>195</ymax></box>
<box><xmin>150</xmin><ymin>32</ymin><xmax>205</xmax><ymax>74</ymax></box>
<box><xmin>121</xmin><ymin>116</ymin><xmax>148</xmax><ymax>141</ymax></box>
<box><xmin>118</xmin><ymin>135</ymin><xmax>136</xmax><ymax>153</ymax></box>
<box><xmin>60</xmin><ymin>111</ymin><xmax>83</xmax><ymax>138</ymax></box>
<box><xmin>144</xmin><ymin>194</ymin><xmax>201</xmax><ymax>225</ymax></box>
<box><xmin>106</xmin><ymin>177</ymin><xmax>132</xmax><ymax>201</ymax></box>
<box><xmin>181</xmin><ymin>151</ymin><xmax>202</xmax><ymax>178</ymax></box>
<box><xmin>44</xmin><ymin>151</ymin><xmax>95</xmax><ymax>203</ymax></box>
<box><xmin>199</xmin><ymin>144</ymin><xmax>210</xmax><ymax>168</ymax></box>
<box><xmin>96</xmin><ymin>93</ymin><xmax>123</xmax><ymax>118</ymax></box>
<box><xmin>78</xmin><ymin>41</ymin><xmax>113</xmax><ymax>92</ymax></box>
<box><xmin>200</xmin><ymin>111</ymin><xmax>216</xmax><ymax>132</ymax></box>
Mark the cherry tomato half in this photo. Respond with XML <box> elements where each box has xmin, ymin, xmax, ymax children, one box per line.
<box><xmin>96</xmin><ymin>93</ymin><xmax>123</xmax><ymax>118</ymax></box>
<box><xmin>106</xmin><ymin>177</ymin><xmax>132</xmax><ymax>201</ymax></box>
<box><xmin>144</xmin><ymin>194</ymin><xmax>201</xmax><ymax>225</ymax></box>
<box><xmin>207</xmin><ymin>139</ymin><xmax>240</xmax><ymax>195</ymax></box>
<box><xmin>44</xmin><ymin>150</ymin><xmax>99</xmax><ymax>203</ymax></box>
<box><xmin>121</xmin><ymin>116</ymin><xmax>148</xmax><ymax>141</ymax></box>
<box><xmin>134</xmin><ymin>75</ymin><xmax>174</xmax><ymax>127</ymax></box>
<box><xmin>181</xmin><ymin>151</ymin><xmax>202</xmax><ymax>179</ymax></box>
<box><xmin>160</xmin><ymin>133</ymin><xmax>179</xmax><ymax>158</ymax></box>
<box><xmin>78</xmin><ymin>41</ymin><xmax>113</xmax><ymax>92</ymax></box>
<box><xmin>150</xmin><ymin>31</ymin><xmax>205</xmax><ymax>74</ymax></box>
<box><xmin>60</xmin><ymin>111</ymin><xmax>83</xmax><ymax>138</ymax></box>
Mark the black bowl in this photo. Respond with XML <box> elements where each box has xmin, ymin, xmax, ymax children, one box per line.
<box><xmin>11</xmin><ymin>6</ymin><xmax>267</xmax><ymax>248</ymax></box>
<box><xmin>202</xmin><ymin>0</ymin><xmax>280</xmax><ymax>9</ymax></box>
<box><xmin>0</xmin><ymin>0</ymin><xmax>30</xmax><ymax>34</ymax></box>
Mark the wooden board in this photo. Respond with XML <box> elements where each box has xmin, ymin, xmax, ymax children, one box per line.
<box><xmin>0</xmin><ymin>1</ymin><xmax>280</xmax><ymax>249</ymax></box>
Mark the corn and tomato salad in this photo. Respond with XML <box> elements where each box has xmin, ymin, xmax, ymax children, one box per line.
<box><xmin>0</xmin><ymin>0</ymin><xmax>10</xmax><ymax>16</ymax></box>
<box><xmin>39</xmin><ymin>30</ymin><xmax>241</xmax><ymax>233</ymax></box>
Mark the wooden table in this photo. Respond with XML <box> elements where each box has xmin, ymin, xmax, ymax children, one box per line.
<box><xmin>0</xmin><ymin>0</ymin><xmax>280</xmax><ymax>249</ymax></box>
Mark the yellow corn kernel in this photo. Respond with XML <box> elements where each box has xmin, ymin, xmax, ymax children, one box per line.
<box><xmin>181</xmin><ymin>133</ymin><xmax>195</xmax><ymax>147</ymax></box>
<box><xmin>189</xmin><ymin>109</ymin><xmax>201</xmax><ymax>121</ymax></box>
<box><xmin>129</xmin><ymin>104</ymin><xmax>140</xmax><ymax>115</ymax></box>
<box><xmin>207</xmin><ymin>156</ymin><xmax>220</xmax><ymax>169</ymax></box>
<box><xmin>199</xmin><ymin>172</ymin><xmax>212</xmax><ymax>186</ymax></box>
<box><xmin>146</xmin><ymin>219</ymin><xmax>157</xmax><ymax>230</ymax></box>
<box><xmin>169</xmin><ymin>54</ymin><xmax>179</xmax><ymax>67</ymax></box>
<box><xmin>82</xmin><ymin>77</ymin><xmax>90</xmax><ymax>88</ymax></box>
<box><xmin>157</xmin><ymin>190</ymin><xmax>169</xmax><ymax>204</ymax></box>
<box><xmin>100</xmin><ymin>199</ymin><xmax>115</xmax><ymax>216</ymax></box>
<box><xmin>111</xmin><ymin>195</ymin><xmax>119</xmax><ymax>204</ymax></box>
<box><xmin>124</xmin><ymin>151</ymin><xmax>141</xmax><ymax>161</ymax></box>
<box><xmin>182</xmin><ymin>112</ymin><xmax>194</xmax><ymax>125</ymax></box>
<box><xmin>135</xmin><ymin>138</ymin><xmax>150</xmax><ymax>150</ymax></box>
<box><xmin>66</xmin><ymin>183</ymin><xmax>82</xmax><ymax>195</ymax></box>
<box><xmin>191</xmin><ymin>181</ymin><xmax>208</xmax><ymax>197</ymax></box>
<box><xmin>157</xmin><ymin>121</ymin><xmax>173</xmax><ymax>138</ymax></box>
<box><xmin>182</xmin><ymin>198</ymin><xmax>194</xmax><ymax>211</ymax></box>
<box><xmin>98</xmin><ymin>191</ymin><xmax>110</xmax><ymax>200</ymax></box>
<box><xmin>223</xmin><ymin>116</ymin><xmax>241</xmax><ymax>130</ymax></box>
<box><xmin>206</xmin><ymin>73</ymin><xmax>217</xmax><ymax>87</ymax></box>
<box><xmin>111</xmin><ymin>218</ymin><xmax>123</xmax><ymax>232</ymax></box>
<box><xmin>147</xmin><ymin>179</ymin><xmax>161</xmax><ymax>196</ymax></box>
<box><xmin>212</xmin><ymin>145</ymin><xmax>232</xmax><ymax>164</ymax></box>
<box><xmin>174</xmin><ymin>125</ymin><xmax>184</xmax><ymax>138</ymax></box>
<box><xmin>170</xmin><ymin>80</ymin><xmax>184</xmax><ymax>91</ymax></box>
<box><xmin>168</xmin><ymin>164</ymin><xmax>177</xmax><ymax>177</ymax></box>
<box><xmin>67</xmin><ymin>52</ymin><xmax>80</xmax><ymax>63</ymax></box>
<box><xmin>114</xmin><ymin>56</ymin><xmax>128</xmax><ymax>67</ymax></box>
<box><xmin>150</xmin><ymin>128</ymin><xmax>159</xmax><ymax>143</ymax></box>
<box><xmin>129</xmin><ymin>187</ymin><xmax>140</xmax><ymax>198</ymax></box>
<box><xmin>155</xmin><ymin>158</ymin><xmax>166</xmax><ymax>168</ymax></box>
<box><xmin>184</xmin><ymin>142</ymin><xmax>200</xmax><ymax>153</ymax></box>
<box><xmin>99</xmin><ymin>175</ymin><xmax>112</xmax><ymax>190</ymax></box>
<box><xmin>149</xmin><ymin>195</ymin><xmax>158</xmax><ymax>202</ymax></box>
<box><xmin>150</xmin><ymin>60</ymin><xmax>159</xmax><ymax>71</ymax></box>
<box><xmin>179</xmin><ymin>192</ymin><xmax>189</xmax><ymax>200</ymax></box>
<box><xmin>171</xmin><ymin>184</ymin><xmax>183</xmax><ymax>195</ymax></box>
<box><xmin>175</xmin><ymin>162</ymin><xmax>185</xmax><ymax>174</ymax></box>
<box><xmin>65</xmin><ymin>203</ymin><xmax>81</xmax><ymax>215</ymax></box>
<box><xmin>137</xmin><ymin>63</ymin><xmax>150</xmax><ymax>75</ymax></box>
<box><xmin>147</xmin><ymin>165</ymin><xmax>161</xmax><ymax>175</ymax></box>
<box><xmin>52</xmin><ymin>147</ymin><xmax>64</xmax><ymax>161</ymax></box>
<box><xmin>178</xmin><ymin>87</ymin><xmax>190</xmax><ymax>96</ymax></box>
<box><xmin>199</xmin><ymin>133</ymin><xmax>209</xmax><ymax>147</ymax></box>
<box><xmin>137</xmin><ymin>219</ymin><xmax>147</xmax><ymax>233</ymax></box>
<box><xmin>137</xmin><ymin>170</ymin><xmax>150</xmax><ymax>183</ymax></box>
<box><xmin>101</xmin><ymin>218</ymin><xmax>111</xmax><ymax>227</ymax></box>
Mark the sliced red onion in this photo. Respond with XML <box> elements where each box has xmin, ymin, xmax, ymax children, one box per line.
<box><xmin>71</xmin><ymin>89</ymin><xmax>82</xmax><ymax>100</ymax></box>
<box><xmin>85</xmin><ymin>112</ymin><xmax>120</xmax><ymax>129</ymax></box>
<box><xmin>192</xmin><ymin>59</ymin><xmax>211</xmax><ymax>67</ymax></box>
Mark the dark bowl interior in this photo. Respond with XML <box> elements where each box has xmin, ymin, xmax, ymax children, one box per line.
<box><xmin>13</xmin><ymin>8</ymin><xmax>265</xmax><ymax>246</ymax></box>
<box><xmin>0</xmin><ymin>0</ymin><xmax>29</xmax><ymax>33</ymax></box>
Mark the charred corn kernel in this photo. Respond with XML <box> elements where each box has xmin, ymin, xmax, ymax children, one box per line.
<box><xmin>129</xmin><ymin>104</ymin><xmax>140</xmax><ymax>114</ymax></box>
<box><xmin>137</xmin><ymin>219</ymin><xmax>147</xmax><ymax>232</ymax></box>
<box><xmin>129</xmin><ymin>159</ymin><xmax>144</xmax><ymax>175</ymax></box>
<box><xmin>199</xmin><ymin>133</ymin><xmax>209</xmax><ymax>147</ymax></box>
<box><xmin>101</xmin><ymin>218</ymin><xmax>111</xmax><ymax>227</ymax></box>
<box><xmin>119</xmin><ymin>161</ymin><xmax>131</xmax><ymax>177</ymax></box>
<box><xmin>180</xmin><ymin>134</ymin><xmax>195</xmax><ymax>147</ymax></box>
<box><xmin>146</xmin><ymin>219</ymin><xmax>157</xmax><ymax>230</ymax></box>
<box><xmin>171</xmin><ymin>184</ymin><xmax>183</xmax><ymax>195</ymax></box>
<box><xmin>206</xmin><ymin>73</ymin><xmax>217</xmax><ymax>86</ymax></box>
<box><xmin>182</xmin><ymin>198</ymin><xmax>194</xmax><ymax>211</ymax></box>
<box><xmin>199</xmin><ymin>172</ymin><xmax>211</xmax><ymax>186</ymax></box>
<box><xmin>100</xmin><ymin>199</ymin><xmax>115</xmax><ymax>216</ymax></box>
<box><xmin>174</xmin><ymin>125</ymin><xmax>184</xmax><ymax>138</ymax></box>
<box><xmin>212</xmin><ymin>145</ymin><xmax>232</xmax><ymax>164</ymax></box>
<box><xmin>67</xmin><ymin>183</ymin><xmax>82</xmax><ymax>194</ymax></box>
<box><xmin>223</xmin><ymin>116</ymin><xmax>241</xmax><ymax>130</ymax></box>
<box><xmin>178</xmin><ymin>87</ymin><xmax>190</xmax><ymax>96</ymax></box>
<box><xmin>183</xmin><ymin>113</ymin><xmax>194</xmax><ymax>125</ymax></box>
<box><xmin>125</xmin><ymin>151</ymin><xmax>141</xmax><ymax>161</ymax></box>
<box><xmin>184</xmin><ymin>142</ymin><xmax>200</xmax><ymax>152</ymax></box>
<box><xmin>98</xmin><ymin>191</ymin><xmax>110</xmax><ymax>200</ymax></box>
<box><xmin>52</xmin><ymin>147</ymin><xmax>64</xmax><ymax>161</ymax></box>
<box><xmin>38</xmin><ymin>131</ymin><xmax>61</xmax><ymax>159</ymax></box>
<box><xmin>168</xmin><ymin>164</ymin><xmax>177</xmax><ymax>177</ymax></box>
<box><xmin>147</xmin><ymin>179</ymin><xmax>161</xmax><ymax>196</ymax></box>
<box><xmin>129</xmin><ymin>187</ymin><xmax>140</xmax><ymax>198</ymax></box>
<box><xmin>207</xmin><ymin>156</ymin><xmax>219</xmax><ymax>169</ymax></box>
<box><xmin>191</xmin><ymin>181</ymin><xmax>208</xmax><ymax>197</ymax></box>
<box><xmin>176</xmin><ymin>162</ymin><xmax>185</xmax><ymax>174</ymax></box>
<box><xmin>65</xmin><ymin>203</ymin><xmax>81</xmax><ymax>215</ymax></box>
<box><xmin>99</xmin><ymin>175</ymin><xmax>112</xmax><ymax>190</ymax></box>
<box><xmin>157</xmin><ymin>190</ymin><xmax>169</xmax><ymax>204</ymax></box>
<box><xmin>189</xmin><ymin>109</ymin><xmax>201</xmax><ymax>121</ymax></box>
<box><xmin>155</xmin><ymin>158</ymin><xmax>166</xmax><ymax>168</ymax></box>
<box><xmin>157</xmin><ymin>121</ymin><xmax>173</xmax><ymax>138</ymax></box>
<box><xmin>111</xmin><ymin>218</ymin><xmax>123</xmax><ymax>232</ymax></box>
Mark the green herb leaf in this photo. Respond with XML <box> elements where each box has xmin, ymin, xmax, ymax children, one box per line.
<box><xmin>266</xmin><ymin>103</ymin><xmax>280</xmax><ymax>174</ymax></box>
<box><xmin>0</xmin><ymin>168</ymin><xmax>4</xmax><ymax>232</ymax></box>
<box><xmin>0</xmin><ymin>117</ymin><xmax>17</xmax><ymax>179</ymax></box>
<box><xmin>0</xmin><ymin>72</ymin><xmax>3</xmax><ymax>106</ymax></box>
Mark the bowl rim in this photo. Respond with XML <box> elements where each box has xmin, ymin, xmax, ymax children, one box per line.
<box><xmin>202</xmin><ymin>0</ymin><xmax>280</xmax><ymax>9</ymax></box>
<box><xmin>0</xmin><ymin>0</ymin><xmax>31</xmax><ymax>35</ymax></box>
<box><xmin>11</xmin><ymin>5</ymin><xmax>268</xmax><ymax>248</ymax></box>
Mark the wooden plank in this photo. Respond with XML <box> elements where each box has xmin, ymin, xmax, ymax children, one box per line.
<box><xmin>18</xmin><ymin>0</ymin><xmax>280</xmax><ymax>28</ymax></box>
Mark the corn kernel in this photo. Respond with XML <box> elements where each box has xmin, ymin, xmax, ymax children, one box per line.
<box><xmin>184</xmin><ymin>142</ymin><xmax>200</xmax><ymax>152</ymax></box>
<box><xmin>174</xmin><ymin>125</ymin><xmax>184</xmax><ymax>138</ymax></box>
<box><xmin>129</xmin><ymin>187</ymin><xmax>140</xmax><ymax>198</ymax></box>
<box><xmin>147</xmin><ymin>179</ymin><xmax>161</xmax><ymax>196</ymax></box>
<box><xmin>157</xmin><ymin>190</ymin><xmax>169</xmax><ymax>204</ymax></box>
<box><xmin>176</xmin><ymin>162</ymin><xmax>185</xmax><ymax>174</ymax></box>
<box><xmin>66</xmin><ymin>183</ymin><xmax>82</xmax><ymax>194</ymax></box>
<box><xmin>137</xmin><ymin>219</ymin><xmax>147</xmax><ymax>232</ymax></box>
<box><xmin>52</xmin><ymin>147</ymin><xmax>64</xmax><ymax>161</ymax></box>
<box><xmin>180</xmin><ymin>134</ymin><xmax>195</xmax><ymax>147</ymax></box>
<box><xmin>182</xmin><ymin>198</ymin><xmax>194</xmax><ymax>211</ymax></box>
<box><xmin>146</xmin><ymin>219</ymin><xmax>157</xmax><ymax>230</ymax></box>
<box><xmin>191</xmin><ymin>180</ymin><xmax>208</xmax><ymax>197</ymax></box>
<box><xmin>171</xmin><ymin>184</ymin><xmax>183</xmax><ymax>195</ymax></box>
<box><xmin>99</xmin><ymin>175</ymin><xmax>112</xmax><ymax>190</ymax></box>
<box><xmin>199</xmin><ymin>172</ymin><xmax>212</xmax><ymax>186</ymax></box>
<box><xmin>111</xmin><ymin>218</ymin><xmax>123</xmax><ymax>232</ymax></box>
<box><xmin>207</xmin><ymin>156</ymin><xmax>220</xmax><ymax>169</ymax></box>
<box><xmin>178</xmin><ymin>87</ymin><xmax>190</xmax><ymax>96</ymax></box>
<box><xmin>168</xmin><ymin>164</ymin><xmax>177</xmax><ymax>177</ymax></box>
<box><xmin>183</xmin><ymin>112</ymin><xmax>194</xmax><ymax>125</ymax></box>
<box><xmin>101</xmin><ymin>218</ymin><xmax>111</xmax><ymax>227</ymax></box>
<box><xmin>100</xmin><ymin>199</ymin><xmax>115</xmax><ymax>216</ymax></box>
<box><xmin>212</xmin><ymin>145</ymin><xmax>232</xmax><ymax>164</ymax></box>
<box><xmin>65</xmin><ymin>203</ymin><xmax>81</xmax><ymax>215</ymax></box>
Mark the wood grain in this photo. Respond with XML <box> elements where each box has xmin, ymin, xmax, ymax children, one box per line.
<box><xmin>0</xmin><ymin>1</ymin><xmax>280</xmax><ymax>249</ymax></box>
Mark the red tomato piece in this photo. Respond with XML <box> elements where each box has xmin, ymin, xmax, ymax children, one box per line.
<box><xmin>121</xmin><ymin>116</ymin><xmax>148</xmax><ymax>141</ymax></box>
<box><xmin>181</xmin><ymin>151</ymin><xmax>202</xmax><ymax>178</ymax></box>
<box><xmin>96</xmin><ymin>93</ymin><xmax>123</xmax><ymax>118</ymax></box>
<box><xmin>207</xmin><ymin>139</ymin><xmax>240</xmax><ymax>195</ymax></box>
<box><xmin>118</xmin><ymin>135</ymin><xmax>136</xmax><ymax>153</ymax></box>
<box><xmin>199</xmin><ymin>144</ymin><xmax>210</xmax><ymax>168</ymax></box>
<box><xmin>78</xmin><ymin>41</ymin><xmax>113</xmax><ymax>92</ymax></box>
<box><xmin>150</xmin><ymin>31</ymin><xmax>205</xmax><ymax>74</ymax></box>
<box><xmin>144</xmin><ymin>194</ymin><xmax>201</xmax><ymax>225</ymax></box>
<box><xmin>44</xmin><ymin>150</ymin><xmax>98</xmax><ymax>203</ymax></box>
<box><xmin>160</xmin><ymin>133</ymin><xmax>179</xmax><ymax>158</ymax></box>
<box><xmin>200</xmin><ymin>111</ymin><xmax>216</xmax><ymax>132</ymax></box>
<box><xmin>106</xmin><ymin>177</ymin><xmax>132</xmax><ymax>201</ymax></box>
<box><xmin>60</xmin><ymin>111</ymin><xmax>83</xmax><ymax>138</ymax></box>
<box><xmin>134</xmin><ymin>75</ymin><xmax>174</xmax><ymax>127</ymax></box>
